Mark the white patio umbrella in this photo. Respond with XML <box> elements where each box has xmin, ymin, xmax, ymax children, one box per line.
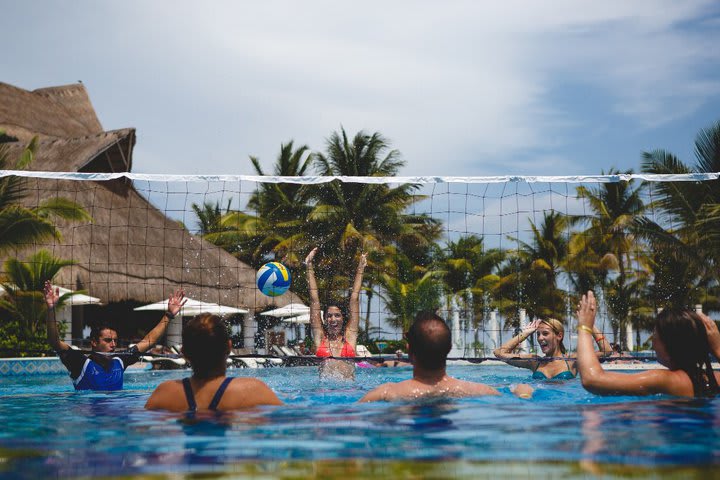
<box><xmin>133</xmin><ymin>297</ymin><xmax>248</xmax><ymax>316</ymax></box>
<box><xmin>56</xmin><ymin>286</ymin><xmax>102</xmax><ymax>305</ymax></box>
<box><xmin>135</xmin><ymin>298</ymin><xmax>248</xmax><ymax>348</ymax></box>
<box><xmin>282</xmin><ymin>313</ymin><xmax>311</xmax><ymax>324</ymax></box>
<box><xmin>260</xmin><ymin>303</ymin><xmax>309</xmax><ymax>318</ymax></box>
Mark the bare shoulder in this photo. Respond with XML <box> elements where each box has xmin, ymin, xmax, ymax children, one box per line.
<box><xmin>359</xmin><ymin>382</ymin><xmax>398</xmax><ymax>403</ymax></box>
<box><xmin>454</xmin><ymin>379</ymin><xmax>500</xmax><ymax>396</ymax></box>
<box><xmin>145</xmin><ymin>379</ymin><xmax>185</xmax><ymax>410</ymax></box>
<box><xmin>223</xmin><ymin>377</ymin><xmax>282</xmax><ymax>407</ymax></box>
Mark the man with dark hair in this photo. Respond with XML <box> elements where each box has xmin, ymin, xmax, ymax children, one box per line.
<box><xmin>44</xmin><ymin>281</ymin><xmax>186</xmax><ymax>391</ymax></box>
<box><xmin>360</xmin><ymin>311</ymin><xmax>533</xmax><ymax>402</ymax></box>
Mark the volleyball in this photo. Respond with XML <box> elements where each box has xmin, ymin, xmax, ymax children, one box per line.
<box><xmin>256</xmin><ymin>262</ymin><xmax>291</xmax><ymax>297</ymax></box>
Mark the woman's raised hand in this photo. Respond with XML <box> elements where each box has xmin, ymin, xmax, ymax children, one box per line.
<box><xmin>305</xmin><ymin>247</ymin><xmax>318</xmax><ymax>266</ymax></box>
<box><xmin>521</xmin><ymin>319</ymin><xmax>541</xmax><ymax>336</ymax></box>
<box><xmin>577</xmin><ymin>291</ymin><xmax>597</xmax><ymax>328</ymax></box>
<box><xmin>699</xmin><ymin>312</ymin><xmax>720</xmax><ymax>358</ymax></box>
<box><xmin>167</xmin><ymin>289</ymin><xmax>187</xmax><ymax>317</ymax></box>
<box><xmin>43</xmin><ymin>280</ymin><xmax>60</xmax><ymax>310</ymax></box>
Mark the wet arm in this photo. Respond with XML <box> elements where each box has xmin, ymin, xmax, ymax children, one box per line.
<box><xmin>358</xmin><ymin>385</ymin><xmax>387</xmax><ymax>403</ymax></box>
<box><xmin>44</xmin><ymin>281</ymin><xmax>69</xmax><ymax>352</ymax></box>
<box><xmin>305</xmin><ymin>248</ymin><xmax>324</xmax><ymax>346</ymax></box>
<box><xmin>135</xmin><ymin>290</ymin><xmax>185</xmax><ymax>353</ymax></box>
<box><xmin>345</xmin><ymin>252</ymin><xmax>367</xmax><ymax>347</ymax></box>
<box><xmin>492</xmin><ymin>320</ymin><xmax>539</xmax><ymax>370</ymax></box>
<box><xmin>575</xmin><ymin>291</ymin><xmax>669</xmax><ymax>395</ymax></box>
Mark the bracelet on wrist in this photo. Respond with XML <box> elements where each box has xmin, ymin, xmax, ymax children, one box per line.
<box><xmin>164</xmin><ymin>310</ymin><xmax>176</xmax><ymax>320</ymax></box>
<box><xmin>595</xmin><ymin>335</ymin><xmax>605</xmax><ymax>342</ymax></box>
<box><xmin>577</xmin><ymin>325</ymin><xmax>594</xmax><ymax>335</ymax></box>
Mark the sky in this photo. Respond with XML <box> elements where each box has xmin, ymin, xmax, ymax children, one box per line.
<box><xmin>3</xmin><ymin>0</ymin><xmax>720</xmax><ymax>179</ymax></box>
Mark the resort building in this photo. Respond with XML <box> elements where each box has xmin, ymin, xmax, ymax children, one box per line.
<box><xmin>0</xmin><ymin>82</ymin><xmax>301</xmax><ymax>352</ymax></box>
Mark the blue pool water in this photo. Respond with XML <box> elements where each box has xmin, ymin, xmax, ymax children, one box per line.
<box><xmin>1</xmin><ymin>364</ymin><xmax>719</xmax><ymax>479</ymax></box>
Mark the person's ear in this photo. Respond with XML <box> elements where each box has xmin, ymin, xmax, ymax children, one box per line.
<box><xmin>226</xmin><ymin>339</ymin><xmax>232</xmax><ymax>355</ymax></box>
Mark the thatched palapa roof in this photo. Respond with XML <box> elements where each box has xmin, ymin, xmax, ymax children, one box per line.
<box><xmin>0</xmin><ymin>82</ymin><xmax>299</xmax><ymax>311</ymax></box>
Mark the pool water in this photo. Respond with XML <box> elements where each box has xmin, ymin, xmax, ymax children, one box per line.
<box><xmin>1</xmin><ymin>364</ymin><xmax>719</xmax><ymax>479</ymax></box>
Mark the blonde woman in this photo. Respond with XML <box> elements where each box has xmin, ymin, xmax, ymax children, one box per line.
<box><xmin>494</xmin><ymin>316</ymin><xmax>612</xmax><ymax>380</ymax></box>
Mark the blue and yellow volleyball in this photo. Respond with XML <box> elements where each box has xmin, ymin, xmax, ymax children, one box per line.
<box><xmin>256</xmin><ymin>262</ymin><xmax>291</xmax><ymax>297</ymax></box>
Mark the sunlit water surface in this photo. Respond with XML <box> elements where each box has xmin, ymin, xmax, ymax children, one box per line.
<box><xmin>1</xmin><ymin>364</ymin><xmax>719</xmax><ymax>479</ymax></box>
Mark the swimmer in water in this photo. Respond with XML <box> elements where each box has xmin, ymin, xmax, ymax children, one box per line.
<box><xmin>494</xmin><ymin>315</ymin><xmax>612</xmax><ymax>381</ymax></box>
<box><xmin>146</xmin><ymin>313</ymin><xmax>282</xmax><ymax>411</ymax></box>
<box><xmin>306</xmin><ymin>247</ymin><xmax>367</xmax><ymax>378</ymax></box>
<box><xmin>359</xmin><ymin>311</ymin><xmax>533</xmax><ymax>402</ymax></box>
<box><xmin>45</xmin><ymin>281</ymin><xmax>186</xmax><ymax>391</ymax></box>
<box><xmin>577</xmin><ymin>291</ymin><xmax>720</xmax><ymax>397</ymax></box>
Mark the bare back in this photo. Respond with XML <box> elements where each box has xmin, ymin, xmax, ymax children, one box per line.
<box><xmin>359</xmin><ymin>375</ymin><xmax>499</xmax><ymax>402</ymax></box>
<box><xmin>145</xmin><ymin>377</ymin><xmax>282</xmax><ymax>412</ymax></box>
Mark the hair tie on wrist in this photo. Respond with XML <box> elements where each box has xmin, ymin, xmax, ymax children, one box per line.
<box><xmin>165</xmin><ymin>310</ymin><xmax>176</xmax><ymax>320</ymax></box>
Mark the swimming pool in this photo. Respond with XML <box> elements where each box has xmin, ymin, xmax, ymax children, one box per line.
<box><xmin>1</xmin><ymin>364</ymin><xmax>719</xmax><ymax>479</ymax></box>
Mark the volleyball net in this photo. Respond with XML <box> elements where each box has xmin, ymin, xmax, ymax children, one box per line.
<box><xmin>1</xmin><ymin>170</ymin><xmax>718</xmax><ymax>360</ymax></box>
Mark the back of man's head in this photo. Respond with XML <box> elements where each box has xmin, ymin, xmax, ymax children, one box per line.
<box><xmin>406</xmin><ymin>311</ymin><xmax>451</xmax><ymax>370</ymax></box>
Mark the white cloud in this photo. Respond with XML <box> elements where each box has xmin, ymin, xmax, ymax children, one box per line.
<box><xmin>2</xmin><ymin>0</ymin><xmax>719</xmax><ymax>176</ymax></box>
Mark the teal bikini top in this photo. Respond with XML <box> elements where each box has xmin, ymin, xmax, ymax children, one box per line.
<box><xmin>532</xmin><ymin>357</ymin><xmax>575</xmax><ymax>380</ymax></box>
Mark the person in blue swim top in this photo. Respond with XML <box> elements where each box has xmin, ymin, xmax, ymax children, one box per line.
<box><xmin>145</xmin><ymin>313</ymin><xmax>282</xmax><ymax>411</ymax></box>
<box><xmin>494</xmin><ymin>315</ymin><xmax>612</xmax><ymax>380</ymax></box>
<box><xmin>44</xmin><ymin>281</ymin><xmax>186</xmax><ymax>391</ymax></box>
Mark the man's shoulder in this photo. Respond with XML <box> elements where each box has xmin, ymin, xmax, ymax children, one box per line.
<box><xmin>445</xmin><ymin>377</ymin><xmax>499</xmax><ymax>396</ymax></box>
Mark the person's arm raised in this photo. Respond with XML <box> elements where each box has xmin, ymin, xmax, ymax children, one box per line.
<box><xmin>576</xmin><ymin>291</ymin><xmax>671</xmax><ymax>396</ymax></box>
<box><xmin>305</xmin><ymin>248</ymin><xmax>324</xmax><ymax>348</ymax></box>
<box><xmin>492</xmin><ymin>319</ymin><xmax>540</xmax><ymax>370</ymax></box>
<box><xmin>345</xmin><ymin>252</ymin><xmax>367</xmax><ymax>348</ymax></box>
<box><xmin>700</xmin><ymin>312</ymin><xmax>720</xmax><ymax>360</ymax></box>
<box><xmin>44</xmin><ymin>281</ymin><xmax>69</xmax><ymax>352</ymax></box>
<box><xmin>135</xmin><ymin>290</ymin><xmax>186</xmax><ymax>354</ymax></box>
<box><xmin>592</xmin><ymin>325</ymin><xmax>613</xmax><ymax>358</ymax></box>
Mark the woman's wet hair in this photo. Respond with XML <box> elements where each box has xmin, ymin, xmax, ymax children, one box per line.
<box><xmin>540</xmin><ymin>318</ymin><xmax>566</xmax><ymax>354</ymax></box>
<box><xmin>406</xmin><ymin>311</ymin><xmax>451</xmax><ymax>370</ymax></box>
<box><xmin>322</xmin><ymin>303</ymin><xmax>349</xmax><ymax>330</ymax></box>
<box><xmin>655</xmin><ymin>309</ymin><xmax>719</xmax><ymax>397</ymax></box>
<box><xmin>182</xmin><ymin>313</ymin><xmax>230</xmax><ymax>379</ymax></box>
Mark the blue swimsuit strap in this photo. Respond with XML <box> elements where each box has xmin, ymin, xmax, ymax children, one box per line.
<box><xmin>182</xmin><ymin>378</ymin><xmax>197</xmax><ymax>412</ymax></box>
<box><xmin>533</xmin><ymin>356</ymin><xmax>574</xmax><ymax>376</ymax></box>
<box><xmin>208</xmin><ymin>377</ymin><xmax>234</xmax><ymax>411</ymax></box>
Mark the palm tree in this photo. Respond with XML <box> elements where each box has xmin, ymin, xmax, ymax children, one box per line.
<box><xmin>437</xmin><ymin>235</ymin><xmax>504</xmax><ymax>347</ymax></box>
<box><xmin>495</xmin><ymin>211</ymin><xmax>570</xmax><ymax>327</ymax></box>
<box><xmin>204</xmin><ymin>141</ymin><xmax>314</xmax><ymax>268</ymax></box>
<box><xmin>191</xmin><ymin>199</ymin><xmax>232</xmax><ymax>235</ymax></box>
<box><xmin>0</xmin><ymin>250</ymin><xmax>80</xmax><ymax>352</ymax></box>
<box><xmin>0</xmin><ymin>137</ymin><xmax>91</xmax><ymax>254</ymax></box>
<box><xmin>640</xmin><ymin>120</ymin><xmax>720</xmax><ymax>311</ymax></box>
<box><xmin>306</xmin><ymin>128</ymin><xmax>438</xmax><ymax>304</ymax></box>
<box><xmin>376</xmin><ymin>252</ymin><xmax>443</xmax><ymax>331</ymax></box>
<box><xmin>574</xmin><ymin>170</ymin><xmax>646</xmax><ymax>346</ymax></box>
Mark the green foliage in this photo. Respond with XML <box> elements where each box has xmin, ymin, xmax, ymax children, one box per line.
<box><xmin>0</xmin><ymin>250</ymin><xmax>77</xmax><ymax>355</ymax></box>
<box><xmin>0</xmin><ymin>137</ymin><xmax>91</xmax><ymax>254</ymax></box>
<box><xmin>188</xmin><ymin>121</ymin><xmax>720</xmax><ymax>343</ymax></box>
